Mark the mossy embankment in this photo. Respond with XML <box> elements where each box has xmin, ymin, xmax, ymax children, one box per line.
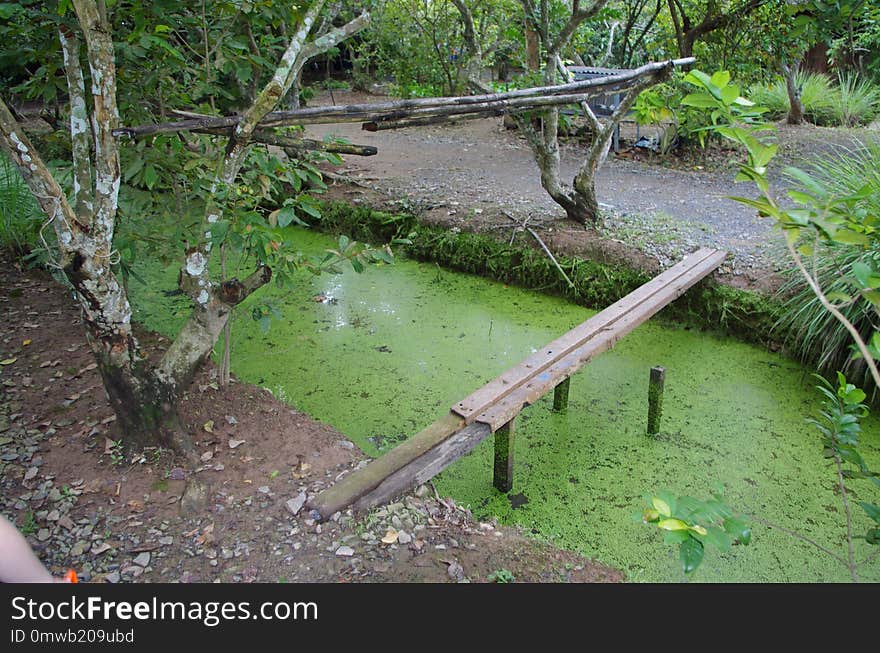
<box><xmin>311</xmin><ymin>200</ymin><xmax>782</xmax><ymax>347</ymax></box>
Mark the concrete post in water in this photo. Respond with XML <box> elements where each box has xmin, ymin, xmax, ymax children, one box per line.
<box><xmin>493</xmin><ymin>418</ymin><xmax>516</xmax><ymax>492</ymax></box>
<box><xmin>553</xmin><ymin>376</ymin><xmax>571</xmax><ymax>411</ymax></box>
<box><xmin>647</xmin><ymin>366</ymin><xmax>665</xmax><ymax>436</ymax></box>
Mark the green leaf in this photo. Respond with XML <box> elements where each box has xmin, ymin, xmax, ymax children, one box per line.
<box><xmin>710</xmin><ymin>70</ymin><xmax>731</xmax><ymax>89</ymax></box>
<box><xmin>867</xmin><ymin>528</ymin><xmax>880</xmax><ymax>545</ymax></box>
<box><xmin>680</xmin><ymin>537</ymin><xmax>704</xmax><ymax>574</ymax></box>
<box><xmin>652</xmin><ymin>496</ymin><xmax>672</xmax><ymax>517</ymax></box>
<box><xmin>860</xmin><ymin>502</ymin><xmax>880</xmax><ymax>524</ymax></box>
<box><xmin>834</xmin><ymin>230</ymin><xmax>869</xmax><ymax>246</ymax></box>
<box><xmin>825</xmin><ymin>291</ymin><xmax>851</xmax><ymax>303</ymax></box>
<box><xmin>723</xmin><ymin>517</ymin><xmax>751</xmax><ymax>545</ymax></box>
<box><xmin>142</xmin><ymin>165</ymin><xmax>158</xmax><ymax>190</ymax></box>
<box><xmin>657</xmin><ymin>518</ymin><xmax>689</xmax><ymax>531</ymax></box>
<box><xmin>663</xmin><ymin>530</ymin><xmax>690</xmax><ymax>545</ymax></box>
<box><xmin>681</xmin><ymin>93</ymin><xmax>718</xmax><ymax>109</ymax></box>
<box><xmin>298</xmin><ymin>202</ymin><xmax>322</xmax><ymax>219</ymax></box>
<box><xmin>720</xmin><ymin>85</ymin><xmax>739</xmax><ymax>106</ymax></box>
<box><xmin>684</xmin><ymin>69</ymin><xmax>712</xmax><ymax>89</ymax></box>
<box><xmin>123</xmin><ymin>157</ymin><xmax>144</xmax><ymax>182</ymax></box>
<box><xmin>276</xmin><ymin>206</ymin><xmax>298</xmax><ymax>228</ymax></box>
<box><xmin>851</xmin><ymin>261</ymin><xmax>880</xmax><ymax>288</ymax></box>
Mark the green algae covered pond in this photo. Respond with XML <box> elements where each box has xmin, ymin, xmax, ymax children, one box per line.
<box><xmin>131</xmin><ymin>228</ymin><xmax>880</xmax><ymax>582</ymax></box>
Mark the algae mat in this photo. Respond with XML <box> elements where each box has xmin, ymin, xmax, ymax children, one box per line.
<box><xmin>131</xmin><ymin>229</ymin><xmax>880</xmax><ymax>582</ymax></box>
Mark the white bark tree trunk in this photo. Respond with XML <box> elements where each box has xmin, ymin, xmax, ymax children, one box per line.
<box><xmin>0</xmin><ymin>0</ymin><xmax>371</xmax><ymax>457</ymax></box>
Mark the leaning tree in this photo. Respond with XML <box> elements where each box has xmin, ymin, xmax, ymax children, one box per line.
<box><xmin>0</xmin><ymin>0</ymin><xmax>376</xmax><ymax>456</ymax></box>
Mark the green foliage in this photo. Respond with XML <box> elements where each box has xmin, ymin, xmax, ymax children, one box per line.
<box><xmin>108</xmin><ymin>439</ymin><xmax>125</xmax><ymax>467</ymax></box>
<box><xmin>487</xmin><ymin>568</ymin><xmax>515</xmax><ymax>583</ymax></box>
<box><xmin>19</xmin><ymin>510</ymin><xmax>38</xmax><ymax>537</ymax></box>
<box><xmin>774</xmin><ymin>142</ymin><xmax>880</xmax><ymax>392</ymax></box>
<box><xmin>0</xmin><ymin>154</ymin><xmax>43</xmax><ymax>257</ymax></box>
<box><xmin>692</xmin><ymin>68</ymin><xmax>880</xmax><ymax>389</ymax></box>
<box><xmin>808</xmin><ymin>373</ymin><xmax>870</xmax><ymax>469</ymax></box>
<box><xmin>748</xmin><ymin>71</ymin><xmax>837</xmax><ymax>123</ymax></box>
<box><xmin>807</xmin><ymin>373</ymin><xmax>880</xmax><ymax>548</ymax></box>
<box><xmin>776</xmin><ymin>247</ymin><xmax>880</xmax><ymax>393</ymax></box>
<box><xmin>640</xmin><ymin>491</ymin><xmax>750</xmax><ymax>575</ymax></box>
<box><xmin>680</xmin><ymin>69</ymin><xmax>770</xmax><ymax>151</ymax></box>
<box><xmin>829</xmin><ymin>72</ymin><xmax>880</xmax><ymax>127</ymax></box>
<box><xmin>748</xmin><ymin>71</ymin><xmax>880</xmax><ymax>127</ymax></box>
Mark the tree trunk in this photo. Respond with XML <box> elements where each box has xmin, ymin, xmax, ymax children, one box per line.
<box><xmin>99</xmin><ymin>361</ymin><xmax>193</xmax><ymax>456</ymax></box>
<box><xmin>782</xmin><ymin>63</ymin><xmax>804</xmax><ymax>125</ymax></box>
<box><xmin>525</xmin><ymin>26</ymin><xmax>540</xmax><ymax>71</ymax></box>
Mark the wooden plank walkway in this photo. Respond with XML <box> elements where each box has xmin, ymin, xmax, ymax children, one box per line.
<box><xmin>309</xmin><ymin>248</ymin><xmax>726</xmax><ymax>518</ymax></box>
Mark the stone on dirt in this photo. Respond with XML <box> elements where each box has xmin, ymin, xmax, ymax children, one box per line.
<box><xmin>285</xmin><ymin>492</ymin><xmax>307</xmax><ymax>516</ymax></box>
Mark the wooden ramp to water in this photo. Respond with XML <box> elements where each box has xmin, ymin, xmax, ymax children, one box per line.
<box><xmin>309</xmin><ymin>247</ymin><xmax>727</xmax><ymax>519</ymax></box>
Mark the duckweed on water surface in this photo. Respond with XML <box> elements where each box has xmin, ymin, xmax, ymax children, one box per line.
<box><xmin>130</xmin><ymin>228</ymin><xmax>880</xmax><ymax>582</ymax></box>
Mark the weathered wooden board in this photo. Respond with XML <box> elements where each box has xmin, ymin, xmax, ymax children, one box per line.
<box><xmin>472</xmin><ymin>248</ymin><xmax>726</xmax><ymax>430</ymax></box>
<box><xmin>352</xmin><ymin>422</ymin><xmax>493</xmax><ymax>514</ymax></box>
<box><xmin>308</xmin><ymin>412</ymin><xmax>463</xmax><ymax>519</ymax></box>
<box><xmin>452</xmin><ymin>247</ymin><xmax>723</xmax><ymax>424</ymax></box>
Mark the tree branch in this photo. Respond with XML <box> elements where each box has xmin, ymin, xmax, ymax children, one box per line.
<box><xmin>58</xmin><ymin>27</ymin><xmax>94</xmax><ymax>219</ymax></box>
<box><xmin>297</xmin><ymin>10</ymin><xmax>370</xmax><ymax>67</ymax></box>
<box><xmin>72</xmin><ymin>0</ymin><xmax>120</xmax><ymax>242</ymax></box>
<box><xmin>550</xmin><ymin>0</ymin><xmax>610</xmax><ymax>57</ymax></box>
<box><xmin>0</xmin><ymin>97</ymin><xmax>80</xmax><ymax>257</ymax></box>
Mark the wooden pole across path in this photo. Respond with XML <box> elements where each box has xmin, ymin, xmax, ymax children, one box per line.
<box><xmin>309</xmin><ymin>247</ymin><xmax>726</xmax><ymax>519</ymax></box>
<box><xmin>113</xmin><ymin>58</ymin><xmax>695</xmax><ymax>139</ymax></box>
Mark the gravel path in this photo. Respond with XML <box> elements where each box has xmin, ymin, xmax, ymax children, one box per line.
<box><xmin>306</xmin><ymin>90</ymin><xmax>879</xmax><ymax>275</ymax></box>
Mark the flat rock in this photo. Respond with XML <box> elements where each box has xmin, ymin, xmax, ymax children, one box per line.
<box><xmin>335</xmin><ymin>546</ymin><xmax>355</xmax><ymax>557</ymax></box>
<box><xmin>179</xmin><ymin>478</ymin><xmax>209</xmax><ymax>516</ymax></box>
<box><xmin>285</xmin><ymin>492</ymin><xmax>307</xmax><ymax>516</ymax></box>
<box><xmin>133</xmin><ymin>552</ymin><xmax>151</xmax><ymax>567</ymax></box>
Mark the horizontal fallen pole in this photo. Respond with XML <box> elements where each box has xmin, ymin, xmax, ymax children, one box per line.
<box><xmin>309</xmin><ymin>246</ymin><xmax>725</xmax><ymax>518</ymax></box>
<box><xmin>361</xmin><ymin>110</ymin><xmax>503</xmax><ymax>131</ymax></box>
<box><xmin>113</xmin><ymin>58</ymin><xmax>694</xmax><ymax>138</ymax></box>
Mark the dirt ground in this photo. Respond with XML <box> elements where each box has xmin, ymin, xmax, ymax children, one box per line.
<box><xmin>305</xmin><ymin>89</ymin><xmax>879</xmax><ymax>293</ymax></box>
<box><xmin>0</xmin><ymin>258</ymin><xmax>623</xmax><ymax>583</ymax></box>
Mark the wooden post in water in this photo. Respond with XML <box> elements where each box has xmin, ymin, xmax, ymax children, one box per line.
<box><xmin>647</xmin><ymin>366</ymin><xmax>665</xmax><ymax>436</ymax></box>
<box><xmin>493</xmin><ymin>418</ymin><xmax>516</xmax><ymax>492</ymax></box>
<box><xmin>553</xmin><ymin>377</ymin><xmax>571</xmax><ymax>411</ymax></box>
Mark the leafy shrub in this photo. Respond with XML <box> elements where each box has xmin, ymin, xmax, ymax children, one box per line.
<box><xmin>748</xmin><ymin>71</ymin><xmax>880</xmax><ymax>127</ymax></box>
<box><xmin>748</xmin><ymin>71</ymin><xmax>836</xmax><ymax>124</ymax></box>
<box><xmin>775</xmin><ymin>141</ymin><xmax>880</xmax><ymax>392</ymax></box>
<box><xmin>828</xmin><ymin>72</ymin><xmax>880</xmax><ymax>127</ymax></box>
